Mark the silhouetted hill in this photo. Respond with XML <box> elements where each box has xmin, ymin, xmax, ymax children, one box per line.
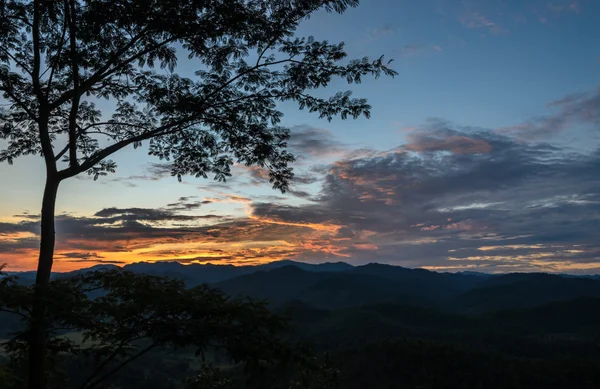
<box><xmin>349</xmin><ymin>263</ymin><xmax>483</xmax><ymax>298</ymax></box>
<box><xmin>487</xmin><ymin>297</ymin><xmax>600</xmax><ymax>333</ymax></box>
<box><xmin>215</xmin><ymin>266</ymin><xmax>331</xmax><ymax>302</ymax></box>
<box><xmin>453</xmin><ymin>273</ymin><xmax>600</xmax><ymax>313</ymax></box>
<box><xmin>212</xmin><ymin>263</ymin><xmax>600</xmax><ymax>313</ymax></box>
<box><xmin>123</xmin><ymin>260</ymin><xmax>352</xmax><ymax>285</ymax></box>
<box><xmin>297</xmin><ymin>273</ymin><xmax>440</xmax><ymax>309</ymax></box>
<box><xmin>9</xmin><ymin>261</ymin><xmax>600</xmax><ymax>316</ymax></box>
<box><xmin>6</xmin><ymin>260</ymin><xmax>354</xmax><ymax>287</ymax></box>
<box><xmin>260</xmin><ymin>260</ymin><xmax>353</xmax><ymax>273</ymax></box>
<box><xmin>215</xmin><ymin>266</ymin><xmax>451</xmax><ymax>309</ymax></box>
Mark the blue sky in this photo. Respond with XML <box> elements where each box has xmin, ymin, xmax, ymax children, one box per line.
<box><xmin>1</xmin><ymin>0</ymin><xmax>600</xmax><ymax>272</ymax></box>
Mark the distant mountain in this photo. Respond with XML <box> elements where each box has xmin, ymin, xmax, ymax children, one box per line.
<box><xmin>8</xmin><ymin>261</ymin><xmax>600</xmax><ymax>315</ymax></box>
<box><xmin>259</xmin><ymin>260</ymin><xmax>353</xmax><ymax>273</ymax></box>
<box><xmin>452</xmin><ymin>273</ymin><xmax>600</xmax><ymax>313</ymax></box>
<box><xmin>6</xmin><ymin>259</ymin><xmax>354</xmax><ymax>287</ymax></box>
<box><xmin>349</xmin><ymin>263</ymin><xmax>484</xmax><ymax>297</ymax></box>
<box><xmin>216</xmin><ymin>264</ymin><xmax>476</xmax><ymax>309</ymax></box>
<box><xmin>123</xmin><ymin>260</ymin><xmax>352</xmax><ymax>286</ymax></box>
<box><xmin>213</xmin><ymin>263</ymin><xmax>600</xmax><ymax>314</ymax></box>
<box><xmin>280</xmin><ymin>296</ymin><xmax>600</xmax><ymax>353</ymax></box>
<box><xmin>457</xmin><ymin>271</ymin><xmax>495</xmax><ymax>278</ymax></box>
<box><xmin>215</xmin><ymin>266</ymin><xmax>330</xmax><ymax>302</ymax></box>
<box><xmin>486</xmin><ymin>297</ymin><xmax>600</xmax><ymax>333</ymax></box>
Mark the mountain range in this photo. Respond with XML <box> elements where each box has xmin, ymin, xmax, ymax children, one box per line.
<box><xmin>7</xmin><ymin>260</ymin><xmax>600</xmax><ymax>314</ymax></box>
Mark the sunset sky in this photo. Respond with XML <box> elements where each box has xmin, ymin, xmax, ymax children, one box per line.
<box><xmin>1</xmin><ymin>0</ymin><xmax>600</xmax><ymax>273</ymax></box>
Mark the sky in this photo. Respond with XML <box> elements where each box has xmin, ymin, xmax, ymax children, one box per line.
<box><xmin>1</xmin><ymin>0</ymin><xmax>600</xmax><ymax>273</ymax></box>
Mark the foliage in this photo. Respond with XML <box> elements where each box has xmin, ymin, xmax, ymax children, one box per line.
<box><xmin>0</xmin><ymin>0</ymin><xmax>396</xmax><ymax>189</ymax></box>
<box><xmin>0</xmin><ymin>268</ymin><xmax>293</xmax><ymax>389</ymax></box>
<box><xmin>332</xmin><ymin>339</ymin><xmax>600</xmax><ymax>389</ymax></box>
<box><xmin>185</xmin><ymin>363</ymin><xmax>233</xmax><ymax>389</ymax></box>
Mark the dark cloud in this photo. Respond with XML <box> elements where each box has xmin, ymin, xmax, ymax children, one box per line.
<box><xmin>287</xmin><ymin>189</ymin><xmax>315</xmax><ymax>200</ymax></box>
<box><xmin>104</xmin><ymin>163</ymin><xmax>175</xmax><ymax>187</ymax></box>
<box><xmin>287</xmin><ymin>125</ymin><xmax>346</xmax><ymax>158</ymax></box>
<box><xmin>94</xmin><ymin>207</ymin><xmax>200</xmax><ymax>222</ymax></box>
<box><xmin>291</xmin><ymin>173</ymin><xmax>321</xmax><ymax>185</ymax></box>
<box><xmin>500</xmin><ymin>85</ymin><xmax>600</xmax><ymax>139</ymax></box>
<box><xmin>166</xmin><ymin>196</ymin><xmax>212</xmax><ymax>211</ymax></box>
<box><xmin>63</xmin><ymin>259</ymin><xmax>126</xmax><ymax>264</ymax></box>
<box><xmin>56</xmin><ymin>252</ymin><xmax>105</xmax><ymax>260</ymax></box>
<box><xmin>147</xmin><ymin>163</ymin><xmax>173</xmax><ymax>178</ymax></box>
<box><xmin>405</xmin><ymin>127</ymin><xmax>492</xmax><ymax>154</ymax></box>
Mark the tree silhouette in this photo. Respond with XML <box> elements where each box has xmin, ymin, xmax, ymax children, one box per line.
<box><xmin>0</xmin><ymin>0</ymin><xmax>395</xmax><ymax>387</ymax></box>
<box><xmin>0</xmin><ymin>268</ymin><xmax>294</xmax><ymax>389</ymax></box>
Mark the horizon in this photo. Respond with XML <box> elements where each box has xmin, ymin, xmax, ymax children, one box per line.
<box><xmin>2</xmin><ymin>0</ymin><xmax>600</xmax><ymax>274</ymax></box>
<box><xmin>5</xmin><ymin>258</ymin><xmax>600</xmax><ymax>277</ymax></box>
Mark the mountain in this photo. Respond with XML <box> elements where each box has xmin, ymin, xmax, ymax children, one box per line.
<box><xmin>8</xmin><ymin>261</ymin><xmax>600</xmax><ymax>315</ymax></box>
<box><xmin>212</xmin><ymin>263</ymin><xmax>600</xmax><ymax>314</ymax></box>
<box><xmin>215</xmin><ymin>266</ymin><xmax>330</xmax><ymax>303</ymax></box>
<box><xmin>452</xmin><ymin>273</ymin><xmax>600</xmax><ymax>313</ymax></box>
<box><xmin>19</xmin><ymin>260</ymin><xmax>354</xmax><ymax>287</ymax></box>
<box><xmin>259</xmin><ymin>260</ymin><xmax>353</xmax><ymax>273</ymax></box>
<box><xmin>349</xmin><ymin>263</ymin><xmax>484</xmax><ymax>297</ymax></box>
<box><xmin>123</xmin><ymin>260</ymin><xmax>352</xmax><ymax>285</ymax></box>
<box><xmin>486</xmin><ymin>297</ymin><xmax>600</xmax><ymax>333</ymax></box>
<box><xmin>216</xmin><ymin>265</ymin><xmax>473</xmax><ymax>309</ymax></box>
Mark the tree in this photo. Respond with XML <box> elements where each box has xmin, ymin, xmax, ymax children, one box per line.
<box><xmin>0</xmin><ymin>0</ymin><xmax>396</xmax><ymax>387</ymax></box>
<box><xmin>184</xmin><ymin>363</ymin><xmax>234</xmax><ymax>389</ymax></box>
<box><xmin>0</xmin><ymin>268</ymin><xmax>295</xmax><ymax>389</ymax></box>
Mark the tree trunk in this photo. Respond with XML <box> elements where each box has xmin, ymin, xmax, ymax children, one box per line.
<box><xmin>28</xmin><ymin>177</ymin><xmax>60</xmax><ymax>389</ymax></box>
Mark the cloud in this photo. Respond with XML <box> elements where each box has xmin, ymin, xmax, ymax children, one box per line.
<box><xmin>203</xmin><ymin>194</ymin><xmax>252</xmax><ymax>204</ymax></box>
<box><xmin>63</xmin><ymin>259</ymin><xmax>127</xmax><ymax>264</ymax></box>
<box><xmin>287</xmin><ymin>125</ymin><xmax>347</xmax><ymax>159</ymax></box>
<box><xmin>369</xmin><ymin>25</ymin><xmax>395</xmax><ymax>37</ymax></box>
<box><xmin>56</xmin><ymin>252</ymin><xmax>105</xmax><ymax>260</ymax></box>
<box><xmin>459</xmin><ymin>12</ymin><xmax>506</xmax><ymax>34</ymax></box>
<box><xmin>105</xmin><ymin>163</ymin><xmax>174</xmax><ymax>187</ymax></box>
<box><xmin>231</xmin><ymin>155</ymin><xmax>324</xmax><ymax>199</ymax></box>
<box><xmin>405</xmin><ymin>129</ymin><xmax>493</xmax><ymax>154</ymax></box>
<box><xmin>94</xmin><ymin>207</ymin><xmax>201</xmax><ymax>222</ymax></box>
<box><xmin>499</xmin><ymin>86</ymin><xmax>600</xmax><ymax>139</ymax></box>
<box><xmin>166</xmin><ymin>196</ymin><xmax>212</xmax><ymax>211</ymax></box>
<box><xmin>547</xmin><ymin>1</ymin><xmax>581</xmax><ymax>15</ymax></box>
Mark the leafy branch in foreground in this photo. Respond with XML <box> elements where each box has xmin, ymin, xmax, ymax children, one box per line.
<box><xmin>0</xmin><ymin>268</ymin><xmax>294</xmax><ymax>389</ymax></box>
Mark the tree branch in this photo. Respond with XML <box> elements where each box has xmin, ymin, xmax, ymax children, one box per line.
<box><xmin>48</xmin><ymin>29</ymin><xmax>152</xmax><ymax>111</ymax></box>
<box><xmin>83</xmin><ymin>341</ymin><xmax>159</xmax><ymax>389</ymax></box>
<box><xmin>31</xmin><ymin>0</ymin><xmax>43</xmax><ymax>101</ymax></box>
<box><xmin>0</xmin><ymin>308</ymin><xmax>29</xmax><ymax>320</ymax></box>
<box><xmin>54</xmin><ymin>121</ymin><xmax>153</xmax><ymax>162</ymax></box>
<box><xmin>65</xmin><ymin>0</ymin><xmax>80</xmax><ymax>170</ymax></box>
<box><xmin>1</xmin><ymin>79</ymin><xmax>37</xmax><ymax>121</ymax></box>
<box><xmin>47</xmin><ymin>9</ymin><xmax>69</xmax><ymax>91</ymax></box>
<box><xmin>198</xmin><ymin>56</ymin><xmax>302</xmax><ymax>107</ymax></box>
<box><xmin>57</xmin><ymin>117</ymin><xmax>198</xmax><ymax>179</ymax></box>
<box><xmin>77</xmin><ymin>335</ymin><xmax>147</xmax><ymax>389</ymax></box>
<box><xmin>0</xmin><ymin>47</ymin><xmax>34</xmax><ymax>78</ymax></box>
<box><xmin>33</xmin><ymin>0</ymin><xmax>57</xmax><ymax>171</ymax></box>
